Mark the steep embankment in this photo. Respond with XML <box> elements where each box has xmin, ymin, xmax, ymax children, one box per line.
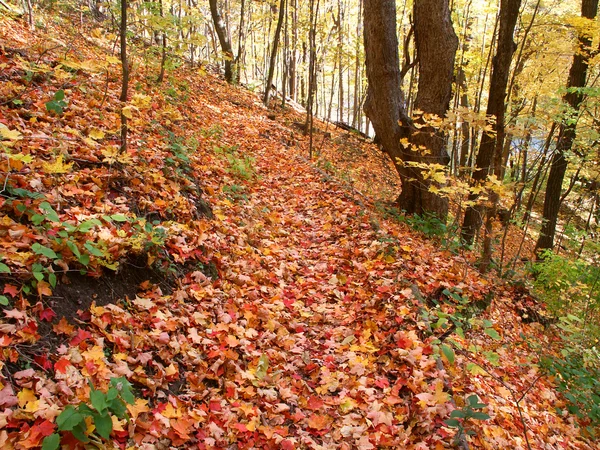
<box><xmin>0</xmin><ymin>11</ymin><xmax>593</xmax><ymax>450</ymax></box>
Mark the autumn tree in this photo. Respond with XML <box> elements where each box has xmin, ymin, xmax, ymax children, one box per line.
<box><xmin>120</xmin><ymin>0</ymin><xmax>129</xmax><ymax>153</ymax></box>
<box><xmin>209</xmin><ymin>0</ymin><xmax>235</xmax><ymax>83</ymax></box>
<box><xmin>263</xmin><ymin>0</ymin><xmax>287</xmax><ymax>105</ymax></box>
<box><xmin>363</xmin><ymin>0</ymin><xmax>458</xmax><ymax>220</ymax></box>
<box><xmin>535</xmin><ymin>0</ymin><xmax>599</xmax><ymax>254</ymax></box>
<box><xmin>460</xmin><ymin>0</ymin><xmax>521</xmax><ymax>248</ymax></box>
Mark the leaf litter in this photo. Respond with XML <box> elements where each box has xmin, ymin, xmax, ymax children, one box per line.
<box><xmin>0</xmin><ymin>11</ymin><xmax>595</xmax><ymax>450</ymax></box>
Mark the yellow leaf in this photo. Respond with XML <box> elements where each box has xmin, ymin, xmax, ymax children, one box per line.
<box><xmin>131</xmin><ymin>94</ymin><xmax>151</xmax><ymax>109</ymax></box>
<box><xmin>88</xmin><ymin>128</ymin><xmax>105</xmax><ymax>140</ymax></box>
<box><xmin>24</xmin><ymin>399</ymin><xmax>40</xmax><ymax>413</ymax></box>
<box><xmin>339</xmin><ymin>397</ymin><xmax>357</xmax><ymax>414</ymax></box>
<box><xmin>82</xmin><ymin>346</ymin><xmax>106</xmax><ymax>362</ymax></box>
<box><xmin>126</xmin><ymin>398</ymin><xmax>150</xmax><ymax>421</ymax></box>
<box><xmin>121</xmin><ymin>105</ymin><xmax>134</xmax><ymax>119</ymax></box>
<box><xmin>43</xmin><ymin>155</ymin><xmax>73</xmax><ymax>174</ymax></box>
<box><xmin>467</xmin><ymin>363</ymin><xmax>487</xmax><ymax>376</ymax></box>
<box><xmin>162</xmin><ymin>402</ymin><xmax>181</xmax><ymax>419</ymax></box>
<box><xmin>106</xmin><ymin>55</ymin><xmax>121</xmax><ymax>65</ymax></box>
<box><xmin>0</xmin><ymin>124</ymin><xmax>22</xmax><ymax>141</ymax></box>
<box><xmin>165</xmin><ymin>363</ymin><xmax>178</xmax><ymax>377</ymax></box>
<box><xmin>17</xmin><ymin>389</ymin><xmax>36</xmax><ymax>407</ymax></box>
<box><xmin>433</xmin><ymin>380</ymin><xmax>449</xmax><ymax>404</ymax></box>
<box><xmin>226</xmin><ymin>334</ymin><xmax>240</xmax><ymax>347</ymax></box>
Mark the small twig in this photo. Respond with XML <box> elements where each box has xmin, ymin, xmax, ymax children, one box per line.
<box><xmin>1</xmin><ymin>153</ymin><xmax>11</xmax><ymax>193</ymax></box>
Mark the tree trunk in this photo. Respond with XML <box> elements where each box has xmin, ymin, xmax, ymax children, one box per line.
<box><xmin>305</xmin><ymin>0</ymin><xmax>320</xmax><ymax>158</ymax></box>
<box><xmin>536</xmin><ymin>0</ymin><xmax>599</xmax><ymax>254</ymax></box>
<box><xmin>363</xmin><ymin>0</ymin><xmax>458</xmax><ymax>221</ymax></box>
<box><xmin>235</xmin><ymin>0</ymin><xmax>247</xmax><ymax>81</ymax></box>
<box><xmin>461</xmin><ymin>0</ymin><xmax>520</xmax><ymax>246</ymax></box>
<box><xmin>119</xmin><ymin>0</ymin><xmax>129</xmax><ymax>154</ymax></box>
<box><xmin>352</xmin><ymin>0</ymin><xmax>363</xmax><ymax>129</ymax></box>
<box><xmin>263</xmin><ymin>0</ymin><xmax>286</xmax><ymax>105</ymax></box>
<box><xmin>337</xmin><ymin>0</ymin><xmax>344</xmax><ymax>122</ymax></box>
<box><xmin>209</xmin><ymin>0</ymin><xmax>235</xmax><ymax>83</ymax></box>
<box><xmin>289</xmin><ymin>0</ymin><xmax>298</xmax><ymax>100</ymax></box>
<box><xmin>157</xmin><ymin>0</ymin><xmax>167</xmax><ymax>83</ymax></box>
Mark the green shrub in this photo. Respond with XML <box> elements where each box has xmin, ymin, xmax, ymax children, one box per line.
<box><xmin>42</xmin><ymin>377</ymin><xmax>136</xmax><ymax>449</ymax></box>
<box><xmin>531</xmin><ymin>251</ymin><xmax>600</xmax><ymax>318</ymax></box>
<box><xmin>540</xmin><ymin>315</ymin><xmax>600</xmax><ymax>437</ymax></box>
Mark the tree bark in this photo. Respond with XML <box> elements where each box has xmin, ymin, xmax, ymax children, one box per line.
<box><xmin>363</xmin><ymin>0</ymin><xmax>458</xmax><ymax>220</ymax></box>
<box><xmin>535</xmin><ymin>0</ymin><xmax>599</xmax><ymax>254</ymax></box>
<box><xmin>263</xmin><ymin>0</ymin><xmax>286</xmax><ymax>105</ymax></box>
<box><xmin>209</xmin><ymin>0</ymin><xmax>235</xmax><ymax>83</ymax></box>
<box><xmin>157</xmin><ymin>0</ymin><xmax>167</xmax><ymax>83</ymax></box>
<box><xmin>461</xmin><ymin>0</ymin><xmax>521</xmax><ymax>246</ymax></box>
<box><xmin>235</xmin><ymin>0</ymin><xmax>247</xmax><ymax>81</ymax></box>
<box><xmin>119</xmin><ymin>0</ymin><xmax>129</xmax><ymax>154</ymax></box>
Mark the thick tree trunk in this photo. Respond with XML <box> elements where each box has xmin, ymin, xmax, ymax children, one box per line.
<box><xmin>209</xmin><ymin>0</ymin><xmax>235</xmax><ymax>83</ymax></box>
<box><xmin>461</xmin><ymin>0</ymin><xmax>520</xmax><ymax>246</ymax></box>
<box><xmin>363</xmin><ymin>0</ymin><xmax>457</xmax><ymax>221</ymax></box>
<box><xmin>363</xmin><ymin>0</ymin><xmax>407</xmax><ymax>169</ymax></box>
<box><xmin>536</xmin><ymin>0</ymin><xmax>599</xmax><ymax>254</ymax></box>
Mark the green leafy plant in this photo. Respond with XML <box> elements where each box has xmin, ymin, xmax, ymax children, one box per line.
<box><xmin>45</xmin><ymin>89</ymin><xmax>68</xmax><ymax>115</ymax></box>
<box><xmin>200</xmin><ymin>124</ymin><xmax>224</xmax><ymax>140</ymax></box>
<box><xmin>539</xmin><ymin>315</ymin><xmax>600</xmax><ymax>437</ymax></box>
<box><xmin>530</xmin><ymin>250</ymin><xmax>600</xmax><ymax>318</ymax></box>
<box><xmin>444</xmin><ymin>394</ymin><xmax>490</xmax><ymax>444</ymax></box>
<box><xmin>223</xmin><ymin>184</ymin><xmax>249</xmax><ymax>202</ymax></box>
<box><xmin>42</xmin><ymin>377</ymin><xmax>135</xmax><ymax>449</ymax></box>
<box><xmin>215</xmin><ymin>143</ymin><xmax>256</xmax><ymax>181</ymax></box>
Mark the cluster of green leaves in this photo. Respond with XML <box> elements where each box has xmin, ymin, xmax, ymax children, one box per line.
<box><xmin>163</xmin><ymin>130</ymin><xmax>197</xmax><ymax>180</ymax></box>
<box><xmin>0</xmin><ymin>186</ymin><xmax>169</xmax><ymax>305</ymax></box>
<box><xmin>530</xmin><ymin>250</ymin><xmax>600</xmax><ymax>318</ymax></box>
<box><xmin>42</xmin><ymin>377</ymin><xmax>135</xmax><ymax>449</ymax></box>
<box><xmin>444</xmin><ymin>394</ymin><xmax>490</xmax><ymax>445</ymax></box>
<box><xmin>526</xmin><ymin>252</ymin><xmax>600</xmax><ymax>435</ymax></box>
<box><xmin>425</xmin><ymin>288</ymin><xmax>499</xmax><ymax>372</ymax></box>
<box><xmin>215</xmin><ymin>143</ymin><xmax>256</xmax><ymax>181</ymax></box>
<box><xmin>45</xmin><ymin>89</ymin><xmax>67</xmax><ymax>115</ymax></box>
<box><xmin>540</xmin><ymin>315</ymin><xmax>600</xmax><ymax>437</ymax></box>
<box><xmin>223</xmin><ymin>184</ymin><xmax>249</xmax><ymax>203</ymax></box>
<box><xmin>376</xmin><ymin>207</ymin><xmax>463</xmax><ymax>253</ymax></box>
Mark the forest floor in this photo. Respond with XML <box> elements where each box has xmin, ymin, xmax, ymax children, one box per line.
<box><xmin>0</xmin><ymin>10</ymin><xmax>594</xmax><ymax>450</ymax></box>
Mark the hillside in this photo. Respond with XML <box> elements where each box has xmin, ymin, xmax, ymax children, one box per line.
<box><xmin>0</xmin><ymin>11</ymin><xmax>595</xmax><ymax>450</ymax></box>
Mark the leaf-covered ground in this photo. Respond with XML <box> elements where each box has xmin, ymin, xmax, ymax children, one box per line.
<box><xmin>0</xmin><ymin>12</ymin><xmax>594</xmax><ymax>450</ymax></box>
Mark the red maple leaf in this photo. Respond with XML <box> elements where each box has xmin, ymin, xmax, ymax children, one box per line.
<box><xmin>39</xmin><ymin>307</ymin><xmax>56</xmax><ymax>322</ymax></box>
<box><xmin>35</xmin><ymin>419</ymin><xmax>55</xmax><ymax>437</ymax></box>
<box><xmin>3</xmin><ymin>284</ymin><xmax>19</xmax><ymax>297</ymax></box>
<box><xmin>70</xmin><ymin>328</ymin><xmax>92</xmax><ymax>346</ymax></box>
<box><xmin>306</xmin><ymin>396</ymin><xmax>324</xmax><ymax>411</ymax></box>
<box><xmin>54</xmin><ymin>357</ymin><xmax>71</xmax><ymax>374</ymax></box>
<box><xmin>34</xmin><ymin>355</ymin><xmax>53</xmax><ymax>371</ymax></box>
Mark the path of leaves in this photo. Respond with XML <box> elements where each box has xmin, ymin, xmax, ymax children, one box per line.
<box><xmin>0</xmin><ymin>12</ymin><xmax>594</xmax><ymax>450</ymax></box>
